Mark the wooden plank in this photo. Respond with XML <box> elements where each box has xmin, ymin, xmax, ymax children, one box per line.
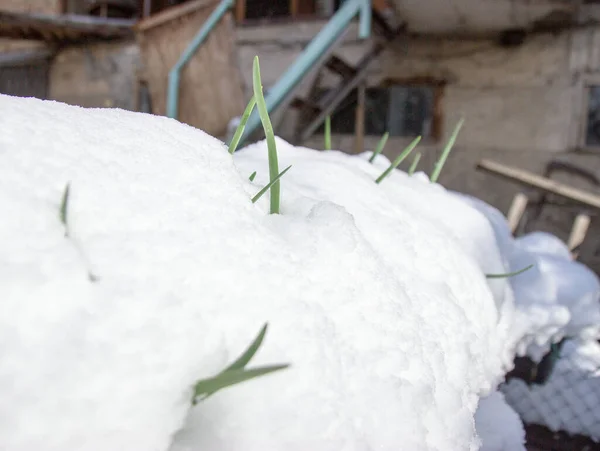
<box><xmin>477</xmin><ymin>159</ymin><xmax>600</xmax><ymax>211</ymax></box>
<box><xmin>325</xmin><ymin>54</ymin><xmax>357</xmax><ymax>79</ymax></box>
<box><xmin>290</xmin><ymin>97</ymin><xmax>321</xmax><ymax>113</ymax></box>
<box><xmin>0</xmin><ymin>10</ymin><xmax>134</xmax><ymax>42</ymax></box>
<box><xmin>134</xmin><ymin>0</ymin><xmax>218</xmax><ymax>32</ymax></box>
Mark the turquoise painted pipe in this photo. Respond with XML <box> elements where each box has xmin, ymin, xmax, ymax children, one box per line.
<box><xmin>238</xmin><ymin>0</ymin><xmax>371</xmax><ymax>147</ymax></box>
<box><xmin>166</xmin><ymin>0</ymin><xmax>235</xmax><ymax>120</ymax></box>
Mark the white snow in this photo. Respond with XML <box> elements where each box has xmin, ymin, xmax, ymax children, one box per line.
<box><xmin>1</xmin><ymin>93</ymin><xmax>598</xmax><ymax>450</ymax></box>
<box><xmin>474</xmin><ymin>391</ymin><xmax>526</xmax><ymax>451</ymax></box>
<box><xmin>456</xmin><ymin>194</ymin><xmax>600</xmax><ymax>360</ymax></box>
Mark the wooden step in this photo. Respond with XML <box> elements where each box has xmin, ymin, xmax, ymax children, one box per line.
<box><xmin>324</xmin><ymin>55</ymin><xmax>357</xmax><ymax>79</ymax></box>
<box><xmin>290</xmin><ymin>97</ymin><xmax>322</xmax><ymax>114</ymax></box>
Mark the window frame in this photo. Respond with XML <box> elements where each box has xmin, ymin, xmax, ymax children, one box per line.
<box><xmin>577</xmin><ymin>75</ymin><xmax>600</xmax><ymax>152</ymax></box>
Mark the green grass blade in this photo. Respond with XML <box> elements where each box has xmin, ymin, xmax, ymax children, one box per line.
<box><xmin>486</xmin><ymin>264</ymin><xmax>534</xmax><ymax>279</ymax></box>
<box><xmin>252</xmin><ymin>165</ymin><xmax>292</xmax><ymax>204</ymax></box>
<box><xmin>60</xmin><ymin>182</ymin><xmax>70</xmax><ymax>236</ymax></box>
<box><xmin>408</xmin><ymin>152</ymin><xmax>422</xmax><ymax>175</ymax></box>
<box><xmin>252</xmin><ymin>56</ymin><xmax>281</xmax><ymax>214</ymax></box>
<box><xmin>192</xmin><ymin>365</ymin><xmax>290</xmax><ymax>405</ymax></box>
<box><xmin>224</xmin><ymin>324</ymin><xmax>268</xmax><ymax>372</ymax></box>
<box><xmin>324</xmin><ymin>116</ymin><xmax>331</xmax><ymax>150</ymax></box>
<box><xmin>430</xmin><ymin>119</ymin><xmax>464</xmax><ymax>183</ymax></box>
<box><xmin>375</xmin><ymin>136</ymin><xmax>421</xmax><ymax>184</ymax></box>
<box><xmin>60</xmin><ymin>183</ymin><xmax>70</xmax><ymax>225</ymax></box>
<box><xmin>249</xmin><ymin>171</ymin><xmax>257</xmax><ymax>182</ymax></box>
<box><xmin>368</xmin><ymin>132</ymin><xmax>389</xmax><ymax>163</ymax></box>
<box><xmin>228</xmin><ymin>95</ymin><xmax>257</xmax><ymax>155</ymax></box>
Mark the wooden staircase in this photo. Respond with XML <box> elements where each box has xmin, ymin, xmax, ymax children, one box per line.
<box><xmin>290</xmin><ymin>9</ymin><xmax>405</xmax><ymax>144</ymax></box>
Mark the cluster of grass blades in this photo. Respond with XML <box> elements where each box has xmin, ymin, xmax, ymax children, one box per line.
<box><xmin>375</xmin><ymin>136</ymin><xmax>421</xmax><ymax>184</ymax></box>
<box><xmin>227</xmin><ymin>56</ymin><xmax>289</xmax><ymax>214</ymax></box>
<box><xmin>369</xmin><ymin>118</ymin><xmax>464</xmax><ymax>183</ymax></box>
<box><xmin>192</xmin><ymin>323</ymin><xmax>289</xmax><ymax>405</ymax></box>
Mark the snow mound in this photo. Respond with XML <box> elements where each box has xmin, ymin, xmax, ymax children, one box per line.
<box><xmin>0</xmin><ymin>95</ymin><xmax>519</xmax><ymax>450</ymax></box>
<box><xmin>454</xmin><ymin>194</ymin><xmax>600</xmax><ymax>359</ymax></box>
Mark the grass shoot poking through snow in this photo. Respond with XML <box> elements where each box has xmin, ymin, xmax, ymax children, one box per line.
<box><xmin>368</xmin><ymin>132</ymin><xmax>389</xmax><ymax>164</ymax></box>
<box><xmin>375</xmin><ymin>136</ymin><xmax>421</xmax><ymax>184</ymax></box>
<box><xmin>430</xmin><ymin>119</ymin><xmax>464</xmax><ymax>183</ymax></box>
<box><xmin>228</xmin><ymin>95</ymin><xmax>256</xmax><ymax>155</ymax></box>
<box><xmin>60</xmin><ymin>182</ymin><xmax>70</xmax><ymax>237</ymax></box>
<box><xmin>252</xmin><ymin>56</ymin><xmax>283</xmax><ymax>214</ymax></box>
<box><xmin>324</xmin><ymin>116</ymin><xmax>331</xmax><ymax>151</ymax></box>
<box><xmin>58</xmin><ymin>182</ymin><xmax>99</xmax><ymax>282</ymax></box>
<box><xmin>191</xmin><ymin>323</ymin><xmax>289</xmax><ymax>405</ymax></box>
<box><xmin>486</xmin><ymin>264</ymin><xmax>534</xmax><ymax>279</ymax></box>
<box><xmin>408</xmin><ymin>152</ymin><xmax>422</xmax><ymax>176</ymax></box>
<box><xmin>249</xmin><ymin>171</ymin><xmax>257</xmax><ymax>182</ymax></box>
<box><xmin>252</xmin><ymin>166</ymin><xmax>292</xmax><ymax>204</ymax></box>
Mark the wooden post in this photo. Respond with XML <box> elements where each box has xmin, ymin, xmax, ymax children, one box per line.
<box><xmin>354</xmin><ymin>82</ymin><xmax>365</xmax><ymax>154</ymax></box>
<box><xmin>235</xmin><ymin>0</ymin><xmax>246</xmax><ymax>23</ymax></box>
<box><xmin>507</xmin><ymin>192</ymin><xmax>529</xmax><ymax>234</ymax></box>
<box><xmin>568</xmin><ymin>213</ymin><xmax>591</xmax><ymax>257</ymax></box>
<box><xmin>143</xmin><ymin>0</ymin><xmax>151</xmax><ymax>17</ymax></box>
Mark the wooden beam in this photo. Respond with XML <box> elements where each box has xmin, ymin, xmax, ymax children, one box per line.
<box><xmin>325</xmin><ymin>55</ymin><xmax>357</xmax><ymax>79</ymax></box>
<box><xmin>136</xmin><ymin>0</ymin><xmax>218</xmax><ymax>32</ymax></box>
<box><xmin>477</xmin><ymin>159</ymin><xmax>600</xmax><ymax>211</ymax></box>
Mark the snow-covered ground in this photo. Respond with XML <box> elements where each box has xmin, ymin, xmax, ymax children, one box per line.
<box><xmin>1</xmin><ymin>93</ymin><xmax>599</xmax><ymax>450</ymax></box>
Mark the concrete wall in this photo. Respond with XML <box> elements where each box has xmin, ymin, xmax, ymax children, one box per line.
<box><xmin>376</xmin><ymin>29</ymin><xmax>600</xmax><ymax>240</ymax></box>
<box><xmin>49</xmin><ymin>40</ymin><xmax>141</xmax><ymax>110</ymax></box>
<box><xmin>2</xmin><ymin>0</ymin><xmax>61</xmax><ymax>14</ymax></box>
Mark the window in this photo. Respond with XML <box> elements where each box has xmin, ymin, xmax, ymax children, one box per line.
<box><xmin>0</xmin><ymin>51</ymin><xmax>51</xmax><ymax>100</ymax></box>
<box><xmin>584</xmin><ymin>85</ymin><xmax>600</xmax><ymax>148</ymax></box>
<box><xmin>317</xmin><ymin>85</ymin><xmax>437</xmax><ymax>138</ymax></box>
<box><xmin>236</xmin><ymin>0</ymin><xmax>339</xmax><ymax>23</ymax></box>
